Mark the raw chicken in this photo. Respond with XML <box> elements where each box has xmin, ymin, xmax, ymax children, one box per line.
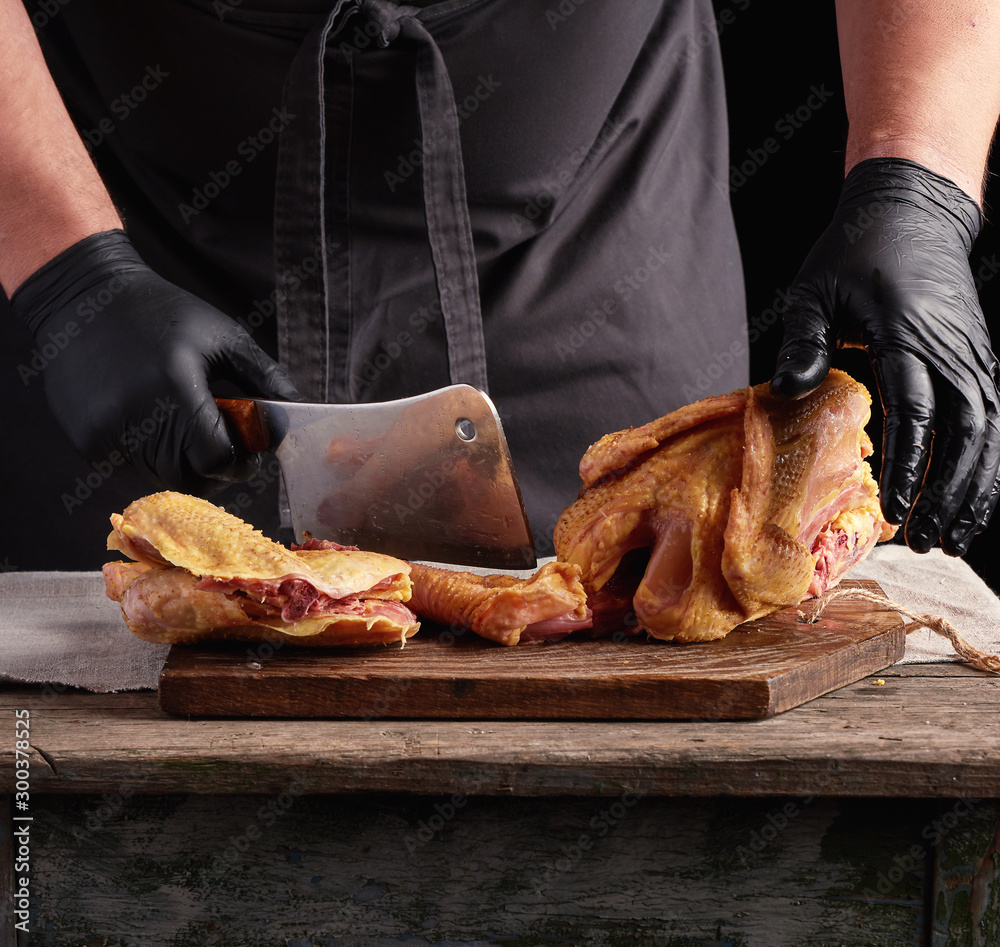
<box><xmin>554</xmin><ymin>369</ymin><xmax>896</xmax><ymax>642</ymax></box>
<box><xmin>407</xmin><ymin>561</ymin><xmax>592</xmax><ymax>646</ymax></box>
<box><xmin>105</xmin><ymin>563</ymin><xmax>419</xmax><ymax>646</ymax></box>
<box><xmin>104</xmin><ymin>492</ymin><xmax>420</xmax><ymax>646</ymax></box>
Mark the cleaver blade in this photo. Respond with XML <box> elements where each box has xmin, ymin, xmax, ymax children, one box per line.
<box><xmin>216</xmin><ymin>385</ymin><xmax>537</xmax><ymax>569</ymax></box>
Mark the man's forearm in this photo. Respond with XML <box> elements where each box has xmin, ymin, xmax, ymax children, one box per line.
<box><xmin>0</xmin><ymin>0</ymin><xmax>121</xmax><ymax>296</ymax></box>
<box><xmin>836</xmin><ymin>0</ymin><xmax>1000</xmax><ymax>203</ymax></box>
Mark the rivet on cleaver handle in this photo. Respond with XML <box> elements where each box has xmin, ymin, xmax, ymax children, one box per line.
<box><xmin>216</xmin><ymin>385</ymin><xmax>537</xmax><ymax>570</ymax></box>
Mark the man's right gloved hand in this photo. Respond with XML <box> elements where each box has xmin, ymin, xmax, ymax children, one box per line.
<box><xmin>10</xmin><ymin>229</ymin><xmax>301</xmax><ymax>495</ymax></box>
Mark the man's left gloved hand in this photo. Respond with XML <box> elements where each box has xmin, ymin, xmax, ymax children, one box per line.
<box><xmin>770</xmin><ymin>157</ymin><xmax>1000</xmax><ymax>556</ymax></box>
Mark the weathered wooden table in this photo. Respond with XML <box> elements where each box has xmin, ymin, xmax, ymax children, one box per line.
<box><xmin>1</xmin><ymin>663</ymin><xmax>997</xmax><ymax>946</ymax></box>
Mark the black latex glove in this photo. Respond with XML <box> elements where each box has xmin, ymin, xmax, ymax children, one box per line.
<box><xmin>770</xmin><ymin>157</ymin><xmax>1000</xmax><ymax>557</ymax></box>
<box><xmin>11</xmin><ymin>229</ymin><xmax>300</xmax><ymax>495</ymax></box>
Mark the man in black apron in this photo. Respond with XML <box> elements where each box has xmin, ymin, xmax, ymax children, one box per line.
<box><xmin>2</xmin><ymin>0</ymin><xmax>998</xmax><ymax>568</ymax></box>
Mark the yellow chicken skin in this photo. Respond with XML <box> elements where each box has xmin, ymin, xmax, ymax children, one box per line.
<box><xmin>554</xmin><ymin>370</ymin><xmax>896</xmax><ymax>642</ymax></box>
<box><xmin>104</xmin><ymin>492</ymin><xmax>419</xmax><ymax>646</ymax></box>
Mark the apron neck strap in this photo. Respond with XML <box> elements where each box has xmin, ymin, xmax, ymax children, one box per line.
<box><xmin>274</xmin><ymin>0</ymin><xmax>489</xmax><ymax>402</ymax></box>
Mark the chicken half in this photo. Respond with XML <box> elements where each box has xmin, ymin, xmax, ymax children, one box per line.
<box><xmin>554</xmin><ymin>369</ymin><xmax>896</xmax><ymax>642</ymax></box>
<box><xmin>104</xmin><ymin>492</ymin><xmax>420</xmax><ymax>646</ymax></box>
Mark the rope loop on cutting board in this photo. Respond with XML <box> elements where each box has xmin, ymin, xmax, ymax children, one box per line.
<box><xmin>800</xmin><ymin>586</ymin><xmax>1000</xmax><ymax>675</ymax></box>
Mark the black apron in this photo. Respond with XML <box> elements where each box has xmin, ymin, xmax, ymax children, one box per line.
<box><xmin>18</xmin><ymin>0</ymin><xmax>747</xmax><ymax>562</ymax></box>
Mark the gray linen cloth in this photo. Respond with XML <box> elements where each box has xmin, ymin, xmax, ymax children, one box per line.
<box><xmin>0</xmin><ymin>571</ymin><xmax>169</xmax><ymax>692</ymax></box>
<box><xmin>0</xmin><ymin>545</ymin><xmax>998</xmax><ymax>693</ymax></box>
<box><xmin>850</xmin><ymin>544</ymin><xmax>1000</xmax><ymax>664</ymax></box>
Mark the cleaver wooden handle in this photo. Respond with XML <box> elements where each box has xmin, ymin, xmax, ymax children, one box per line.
<box><xmin>215</xmin><ymin>398</ymin><xmax>270</xmax><ymax>453</ymax></box>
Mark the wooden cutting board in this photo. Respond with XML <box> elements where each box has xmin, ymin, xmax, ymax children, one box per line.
<box><xmin>157</xmin><ymin>579</ymin><xmax>904</xmax><ymax>720</ymax></box>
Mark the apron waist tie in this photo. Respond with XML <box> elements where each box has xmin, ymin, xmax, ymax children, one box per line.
<box><xmin>274</xmin><ymin>0</ymin><xmax>489</xmax><ymax>403</ymax></box>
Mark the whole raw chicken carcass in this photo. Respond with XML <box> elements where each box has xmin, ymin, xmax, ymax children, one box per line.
<box><xmin>554</xmin><ymin>369</ymin><xmax>896</xmax><ymax>642</ymax></box>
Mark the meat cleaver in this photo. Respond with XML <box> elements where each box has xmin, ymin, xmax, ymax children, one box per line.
<box><xmin>216</xmin><ymin>385</ymin><xmax>536</xmax><ymax>569</ymax></box>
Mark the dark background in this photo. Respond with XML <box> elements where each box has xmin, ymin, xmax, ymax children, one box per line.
<box><xmin>714</xmin><ymin>0</ymin><xmax>1000</xmax><ymax>590</ymax></box>
<box><xmin>2</xmin><ymin>1</ymin><xmax>998</xmax><ymax>588</ymax></box>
